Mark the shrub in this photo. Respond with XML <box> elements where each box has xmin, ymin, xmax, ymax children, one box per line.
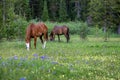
<box><xmin>6</xmin><ymin>17</ymin><xmax>28</xmax><ymax>40</ymax></box>
<box><xmin>79</xmin><ymin>22</ymin><xmax>89</xmax><ymax>39</ymax></box>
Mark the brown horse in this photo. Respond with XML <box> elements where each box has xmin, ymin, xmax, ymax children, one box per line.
<box><xmin>25</xmin><ymin>22</ymin><xmax>48</xmax><ymax>50</ymax></box>
<box><xmin>49</xmin><ymin>25</ymin><xmax>70</xmax><ymax>42</ymax></box>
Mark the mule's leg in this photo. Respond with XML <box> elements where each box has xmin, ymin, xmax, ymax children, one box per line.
<box><xmin>58</xmin><ymin>34</ymin><xmax>60</xmax><ymax>42</ymax></box>
<box><xmin>34</xmin><ymin>37</ymin><xmax>37</xmax><ymax>49</ymax></box>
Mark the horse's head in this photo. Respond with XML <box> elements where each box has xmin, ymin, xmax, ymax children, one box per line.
<box><xmin>49</xmin><ymin>31</ymin><xmax>54</xmax><ymax>41</ymax></box>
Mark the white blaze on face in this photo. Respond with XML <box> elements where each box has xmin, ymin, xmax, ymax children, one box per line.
<box><xmin>42</xmin><ymin>41</ymin><xmax>46</xmax><ymax>49</ymax></box>
<box><xmin>26</xmin><ymin>43</ymin><xmax>30</xmax><ymax>51</ymax></box>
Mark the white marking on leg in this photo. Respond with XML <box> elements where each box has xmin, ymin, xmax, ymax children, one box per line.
<box><xmin>42</xmin><ymin>41</ymin><xmax>46</xmax><ymax>49</ymax></box>
<box><xmin>26</xmin><ymin>43</ymin><xmax>30</xmax><ymax>51</ymax></box>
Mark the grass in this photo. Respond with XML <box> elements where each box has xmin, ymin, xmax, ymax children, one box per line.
<box><xmin>0</xmin><ymin>35</ymin><xmax>120</xmax><ymax>80</ymax></box>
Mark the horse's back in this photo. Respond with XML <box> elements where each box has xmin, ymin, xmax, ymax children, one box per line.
<box><xmin>37</xmin><ymin>22</ymin><xmax>48</xmax><ymax>40</ymax></box>
<box><xmin>37</xmin><ymin>22</ymin><xmax>48</xmax><ymax>32</ymax></box>
<box><xmin>53</xmin><ymin>25</ymin><xmax>69</xmax><ymax>34</ymax></box>
<box><xmin>26</xmin><ymin>23</ymin><xmax>34</xmax><ymax>35</ymax></box>
<box><xmin>26</xmin><ymin>22</ymin><xmax>48</xmax><ymax>37</ymax></box>
<box><xmin>62</xmin><ymin>25</ymin><xmax>69</xmax><ymax>31</ymax></box>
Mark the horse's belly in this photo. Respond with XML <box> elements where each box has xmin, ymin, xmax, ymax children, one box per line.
<box><xmin>36</xmin><ymin>32</ymin><xmax>42</xmax><ymax>36</ymax></box>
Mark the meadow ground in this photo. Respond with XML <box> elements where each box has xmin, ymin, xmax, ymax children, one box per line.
<box><xmin>0</xmin><ymin>35</ymin><xmax>120</xmax><ymax>80</ymax></box>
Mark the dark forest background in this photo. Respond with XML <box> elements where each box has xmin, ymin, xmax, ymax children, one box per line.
<box><xmin>0</xmin><ymin>0</ymin><xmax>120</xmax><ymax>40</ymax></box>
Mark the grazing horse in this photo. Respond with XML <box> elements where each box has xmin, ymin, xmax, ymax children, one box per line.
<box><xmin>49</xmin><ymin>25</ymin><xmax>70</xmax><ymax>42</ymax></box>
<box><xmin>25</xmin><ymin>22</ymin><xmax>48</xmax><ymax>50</ymax></box>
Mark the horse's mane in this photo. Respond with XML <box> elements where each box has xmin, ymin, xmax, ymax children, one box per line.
<box><xmin>25</xmin><ymin>23</ymin><xmax>34</xmax><ymax>39</ymax></box>
<box><xmin>29</xmin><ymin>23</ymin><xmax>35</xmax><ymax>27</ymax></box>
<box><xmin>37</xmin><ymin>22</ymin><xmax>46</xmax><ymax>27</ymax></box>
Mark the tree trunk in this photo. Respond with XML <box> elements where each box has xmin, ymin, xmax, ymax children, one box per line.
<box><xmin>75</xmin><ymin>1</ymin><xmax>81</xmax><ymax>20</ymax></box>
<box><xmin>118</xmin><ymin>24</ymin><xmax>120</xmax><ymax>34</ymax></box>
<box><xmin>2</xmin><ymin>0</ymin><xmax>6</xmax><ymax>26</ymax></box>
<box><xmin>103</xmin><ymin>19</ymin><xmax>108</xmax><ymax>42</ymax></box>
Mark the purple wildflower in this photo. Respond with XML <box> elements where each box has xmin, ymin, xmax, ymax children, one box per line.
<box><xmin>51</xmin><ymin>61</ymin><xmax>58</xmax><ymax>64</ymax></box>
<box><xmin>18</xmin><ymin>63</ymin><xmax>22</xmax><ymax>67</ymax></box>
<box><xmin>2</xmin><ymin>62</ymin><xmax>5</xmax><ymax>66</ymax></box>
<box><xmin>20</xmin><ymin>77</ymin><xmax>26</xmax><ymax>80</ymax></box>
<box><xmin>20</xmin><ymin>57</ymin><xmax>26</xmax><ymax>61</ymax></box>
<box><xmin>40</xmin><ymin>55</ymin><xmax>46</xmax><ymax>60</ymax></box>
<box><xmin>33</xmin><ymin>53</ymin><xmax>38</xmax><ymax>57</ymax></box>
<box><xmin>14</xmin><ymin>55</ymin><xmax>18</xmax><ymax>60</ymax></box>
<box><xmin>0</xmin><ymin>56</ymin><xmax>2</xmax><ymax>60</ymax></box>
<box><xmin>52</xmin><ymin>71</ymin><xmax>56</xmax><ymax>75</ymax></box>
<box><xmin>40</xmin><ymin>66</ymin><xmax>44</xmax><ymax>70</ymax></box>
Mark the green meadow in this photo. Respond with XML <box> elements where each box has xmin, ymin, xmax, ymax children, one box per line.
<box><xmin>0</xmin><ymin>35</ymin><xmax>120</xmax><ymax>80</ymax></box>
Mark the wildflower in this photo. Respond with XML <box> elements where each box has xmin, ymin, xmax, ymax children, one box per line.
<box><xmin>40</xmin><ymin>55</ymin><xmax>47</xmax><ymax>60</ymax></box>
<box><xmin>2</xmin><ymin>62</ymin><xmax>5</xmax><ymax>66</ymax></box>
<box><xmin>0</xmin><ymin>56</ymin><xmax>2</xmax><ymax>60</ymax></box>
<box><xmin>33</xmin><ymin>53</ymin><xmax>38</xmax><ymax>57</ymax></box>
<box><xmin>18</xmin><ymin>63</ymin><xmax>22</xmax><ymax>67</ymax></box>
<box><xmin>20</xmin><ymin>77</ymin><xmax>26</xmax><ymax>80</ymax></box>
<box><xmin>14</xmin><ymin>55</ymin><xmax>18</xmax><ymax>60</ymax></box>
<box><xmin>40</xmin><ymin>66</ymin><xmax>44</xmax><ymax>70</ymax></box>
<box><xmin>52</xmin><ymin>71</ymin><xmax>56</xmax><ymax>75</ymax></box>
<box><xmin>8</xmin><ymin>57</ymin><xmax>13</xmax><ymax>60</ymax></box>
<box><xmin>20</xmin><ymin>57</ymin><xmax>26</xmax><ymax>61</ymax></box>
<box><xmin>51</xmin><ymin>61</ymin><xmax>58</xmax><ymax>64</ymax></box>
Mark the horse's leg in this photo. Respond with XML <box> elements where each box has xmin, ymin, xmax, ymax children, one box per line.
<box><xmin>66</xmin><ymin>28</ymin><xmax>70</xmax><ymax>42</ymax></box>
<box><xmin>34</xmin><ymin>37</ymin><xmax>37</xmax><ymax>49</ymax></box>
<box><xmin>67</xmin><ymin>33</ymin><xmax>70</xmax><ymax>42</ymax></box>
<box><xmin>29</xmin><ymin>38</ymin><xmax>32</xmax><ymax>49</ymax></box>
<box><xmin>58</xmin><ymin>34</ymin><xmax>60</xmax><ymax>42</ymax></box>
<box><xmin>64</xmin><ymin>33</ymin><xmax>69</xmax><ymax>43</ymax></box>
<box><xmin>53</xmin><ymin>34</ymin><xmax>55</xmax><ymax>41</ymax></box>
<box><xmin>40</xmin><ymin>35</ymin><xmax>46</xmax><ymax>49</ymax></box>
<box><xmin>40</xmin><ymin>35</ymin><xmax>43</xmax><ymax>44</ymax></box>
<box><xmin>42</xmin><ymin>32</ymin><xmax>48</xmax><ymax>49</ymax></box>
<box><xmin>26</xmin><ymin>38</ymin><xmax>30</xmax><ymax>51</ymax></box>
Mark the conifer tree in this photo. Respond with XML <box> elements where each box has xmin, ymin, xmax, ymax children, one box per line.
<box><xmin>14</xmin><ymin>0</ymin><xmax>31</xmax><ymax>20</ymax></box>
<box><xmin>41</xmin><ymin>0</ymin><xmax>49</xmax><ymax>21</ymax></box>
<box><xmin>59</xmin><ymin>0</ymin><xmax>68</xmax><ymax>22</ymax></box>
<box><xmin>0</xmin><ymin>1</ymin><xmax>3</xmax><ymax>39</ymax></box>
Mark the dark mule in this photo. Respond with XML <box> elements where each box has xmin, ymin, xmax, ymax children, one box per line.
<box><xmin>49</xmin><ymin>25</ymin><xmax>70</xmax><ymax>42</ymax></box>
<box><xmin>25</xmin><ymin>22</ymin><xmax>48</xmax><ymax>50</ymax></box>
